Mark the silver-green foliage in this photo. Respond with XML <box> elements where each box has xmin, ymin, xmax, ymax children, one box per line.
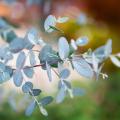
<box><xmin>0</xmin><ymin>15</ymin><xmax>119</xmax><ymax>117</ymax></box>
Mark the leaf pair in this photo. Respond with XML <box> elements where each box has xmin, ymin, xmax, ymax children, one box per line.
<box><xmin>22</xmin><ymin>81</ymin><xmax>41</xmax><ymax>96</ymax></box>
<box><xmin>44</xmin><ymin>15</ymin><xmax>69</xmax><ymax>33</ymax></box>
<box><xmin>25</xmin><ymin>96</ymin><xmax>53</xmax><ymax>116</ymax></box>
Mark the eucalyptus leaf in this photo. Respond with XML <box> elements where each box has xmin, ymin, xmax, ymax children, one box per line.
<box><xmin>59</xmin><ymin>68</ymin><xmax>70</xmax><ymax>79</ymax></box>
<box><xmin>46</xmin><ymin>61</ymin><xmax>52</xmax><ymax>82</ymax></box>
<box><xmin>27</xmin><ymin>28</ymin><xmax>38</xmax><ymax>45</ymax></box>
<box><xmin>40</xmin><ymin>106</ymin><xmax>48</xmax><ymax>116</ymax></box>
<box><xmin>39</xmin><ymin>45</ymin><xmax>60</xmax><ymax>68</ymax></box>
<box><xmin>16</xmin><ymin>51</ymin><xmax>26</xmax><ymax>69</ymax></box>
<box><xmin>110</xmin><ymin>55</ymin><xmax>120</xmax><ymax>67</ymax></box>
<box><xmin>57</xmin><ymin>17</ymin><xmax>69</xmax><ymax>23</ymax></box>
<box><xmin>29</xmin><ymin>89</ymin><xmax>41</xmax><ymax>96</ymax></box>
<box><xmin>25</xmin><ymin>100</ymin><xmax>36</xmax><ymax>116</ymax></box>
<box><xmin>13</xmin><ymin>70</ymin><xmax>23</xmax><ymax>87</ymax></box>
<box><xmin>72</xmin><ymin>57</ymin><xmax>94</xmax><ymax>79</ymax></box>
<box><xmin>44</xmin><ymin>15</ymin><xmax>57</xmax><ymax>33</ymax></box>
<box><xmin>23</xmin><ymin>67</ymin><xmax>34</xmax><ymax>78</ymax></box>
<box><xmin>29</xmin><ymin>50</ymin><xmax>36</xmax><ymax>66</ymax></box>
<box><xmin>40</xmin><ymin>96</ymin><xmax>53</xmax><ymax>106</ymax></box>
<box><xmin>105</xmin><ymin>39</ymin><xmax>112</xmax><ymax>56</ymax></box>
<box><xmin>22</xmin><ymin>81</ymin><xmax>33</xmax><ymax>93</ymax></box>
<box><xmin>76</xmin><ymin>36</ymin><xmax>89</xmax><ymax>46</ymax></box>
<box><xmin>9</xmin><ymin>37</ymin><xmax>26</xmax><ymax>53</ymax></box>
<box><xmin>56</xmin><ymin>87</ymin><xmax>66</xmax><ymax>103</ymax></box>
<box><xmin>58</xmin><ymin>37</ymin><xmax>69</xmax><ymax>60</ymax></box>
<box><xmin>70</xmin><ymin>39</ymin><xmax>78</xmax><ymax>50</ymax></box>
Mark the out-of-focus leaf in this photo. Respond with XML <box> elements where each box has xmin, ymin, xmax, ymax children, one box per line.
<box><xmin>44</xmin><ymin>15</ymin><xmax>56</xmax><ymax>33</ymax></box>
<box><xmin>0</xmin><ymin>65</ymin><xmax>13</xmax><ymax>84</ymax></box>
<box><xmin>25</xmin><ymin>100</ymin><xmax>36</xmax><ymax>116</ymax></box>
<box><xmin>29</xmin><ymin>50</ymin><xmax>36</xmax><ymax>66</ymax></box>
<box><xmin>23</xmin><ymin>67</ymin><xmax>34</xmax><ymax>78</ymax></box>
<box><xmin>0</xmin><ymin>46</ymin><xmax>13</xmax><ymax>63</ymax></box>
<box><xmin>29</xmin><ymin>89</ymin><xmax>41</xmax><ymax>96</ymax></box>
<box><xmin>105</xmin><ymin>39</ymin><xmax>112</xmax><ymax>56</ymax></box>
<box><xmin>76</xmin><ymin>36</ymin><xmax>89</xmax><ymax>46</ymax></box>
<box><xmin>22</xmin><ymin>81</ymin><xmax>33</xmax><ymax>93</ymax></box>
<box><xmin>16</xmin><ymin>51</ymin><xmax>26</xmax><ymax>69</ymax></box>
<box><xmin>58</xmin><ymin>37</ymin><xmax>69</xmax><ymax>60</ymax></box>
<box><xmin>27</xmin><ymin>28</ymin><xmax>38</xmax><ymax>45</ymax></box>
<box><xmin>39</xmin><ymin>45</ymin><xmax>60</xmax><ymax>68</ymax></box>
<box><xmin>39</xmin><ymin>96</ymin><xmax>53</xmax><ymax>106</ymax></box>
<box><xmin>56</xmin><ymin>88</ymin><xmax>66</xmax><ymax>103</ymax></box>
<box><xmin>40</xmin><ymin>106</ymin><xmax>48</xmax><ymax>116</ymax></box>
<box><xmin>94</xmin><ymin>39</ymin><xmax>112</xmax><ymax>62</ymax></box>
<box><xmin>70</xmin><ymin>39</ymin><xmax>78</xmax><ymax>50</ymax></box>
<box><xmin>92</xmin><ymin>53</ymin><xmax>99</xmax><ymax>72</ymax></box>
<box><xmin>110</xmin><ymin>55</ymin><xmax>120</xmax><ymax>67</ymax></box>
<box><xmin>13</xmin><ymin>70</ymin><xmax>23</xmax><ymax>87</ymax></box>
<box><xmin>46</xmin><ymin>61</ymin><xmax>52</xmax><ymax>82</ymax></box>
<box><xmin>1</xmin><ymin>30</ymin><xmax>17</xmax><ymax>43</ymax></box>
<box><xmin>57</xmin><ymin>17</ymin><xmax>69</xmax><ymax>23</ymax></box>
<box><xmin>72</xmin><ymin>57</ymin><xmax>94</xmax><ymax>79</ymax></box>
<box><xmin>9</xmin><ymin>37</ymin><xmax>26</xmax><ymax>53</ymax></box>
<box><xmin>59</xmin><ymin>68</ymin><xmax>70</xmax><ymax>79</ymax></box>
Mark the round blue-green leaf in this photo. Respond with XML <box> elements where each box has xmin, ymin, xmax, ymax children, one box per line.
<box><xmin>76</xmin><ymin>36</ymin><xmax>89</xmax><ymax>46</ymax></box>
<box><xmin>29</xmin><ymin>89</ymin><xmax>41</xmax><ymax>96</ymax></box>
<box><xmin>25</xmin><ymin>100</ymin><xmax>36</xmax><ymax>116</ymax></box>
<box><xmin>23</xmin><ymin>67</ymin><xmax>34</xmax><ymax>78</ymax></box>
<box><xmin>44</xmin><ymin>15</ymin><xmax>57</xmax><ymax>33</ymax></box>
<box><xmin>40</xmin><ymin>96</ymin><xmax>53</xmax><ymax>106</ymax></box>
<box><xmin>22</xmin><ymin>82</ymin><xmax>33</xmax><ymax>93</ymax></box>
<box><xmin>59</xmin><ymin>68</ymin><xmax>70</xmax><ymax>79</ymax></box>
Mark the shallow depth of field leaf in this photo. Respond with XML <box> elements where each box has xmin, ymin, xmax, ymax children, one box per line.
<box><xmin>105</xmin><ymin>39</ymin><xmax>112</xmax><ymax>57</ymax></box>
<box><xmin>22</xmin><ymin>82</ymin><xmax>33</xmax><ymax>93</ymax></box>
<box><xmin>59</xmin><ymin>68</ymin><xmax>70</xmax><ymax>79</ymax></box>
<box><xmin>16</xmin><ymin>51</ymin><xmax>26</xmax><ymax>69</ymax></box>
<box><xmin>57</xmin><ymin>17</ymin><xmax>69</xmax><ymax>23</ymax></box>
<box><xmin>72</xmin><ymin>57</ymin><xmax>94</xmax><ymax>79</ymax></box>
<box><xmin>110</xmin><ymin>55</ymin><xmax>120</xmax><ymax>67</ymax></box>
<box><xmin>70</xmin><ymin>39</ymin><xmax>78</xmax><ymax>50</ymax></box>
<box><xmin>40</xmin><ymin>106</ymin><xmax>48</xmax><ymax>116</ymax></box>
<box><xmin>29</xmin><ymin>50</ymin><xmax>36</xmax><ymax>66</ymax></box>
<box><xmin>58</xmin><ymin>37</ymin><xmax>69</xmax><ymax>60</ymax></box>
<box><xmin>46</xmin><ymin>61</ymin><xmax>52</xmax><ymax>82</ymax></box>
<box><xmin>0</xmin><ymin>63</ymin><xmax>13</xmax><ymax>84</ymax></box>
<box><xmin>40</xmin><ymin>96</ymin><xmax>53</xmax><ymax>106</ymax></box>
<box><xmin>29</xmin><ymin>89</ymin><xmax>41</xmax><ymax>96</ymax></box>
<box><xmin>23</xmin><ymin>67</ymin><xmax>34</xmax><ymax>78</ymax></box>
<box><xmin>13</xmin><ymin>70</ymin><xmax>23</xmax><ymax>87</ymax></box>
<box><xmin>9</xmin><ymin>37</ymin><xmax>26</xmax><ymax>53</ymax></box>
<box><xmin>39</xmin><ymin>45</ymin><xmax>59</xmax><ymax>67</ymax></box>
<box><xmin>27</xmin><ymin>28</ymin><xmax>38</xmax><ymax>45</ymax></box>
<box><xmin>56</xmin><ymin>87</ymin><xmax>66</xmax><ymax>103</ymax></box>
<box><xmin>25</xmin><ymin>100</ymin><xmax>36</xmax><ymax>116</ymax></box>
<box><xmin>76</xmin><ymin>36</ymin><xmax>89</xmax><ymax>46</ymax></box>
<box><xmin>44</xmin><ymin>15</ymin><xmax>56</xmax><ymax>33</ymax></box>
<box><xmin>92</xmin><ymin>53</ymin><xmax>99</xmax><ymax>72</ymax></box>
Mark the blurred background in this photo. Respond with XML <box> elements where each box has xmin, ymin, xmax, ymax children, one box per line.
<box><xmin>0</xmin><ymin>0</ymin><xmax>120</xmax><ymax>120</ymax></box>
